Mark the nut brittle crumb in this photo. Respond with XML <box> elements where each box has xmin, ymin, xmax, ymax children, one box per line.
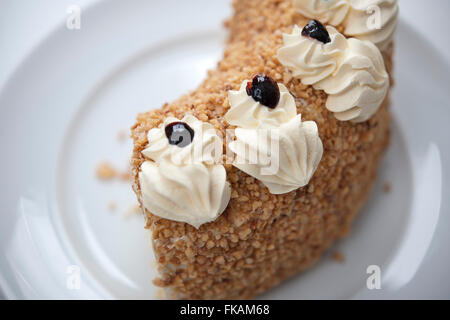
<box><xmin>123</xmin><ymin>204</ymin><xmax>141</xmax><ymax>219</ymax></box>
<box><xmin>332</xmin><ymin>251</ymin><xmax>346</xmax><ymax>264</ymax></box>
<box><xmin>117</xmin><ymin>130</ymin><xmax>128</xmax><ymax>143</ymax></box>
<box><xmin>107</xmin><ymin>200</ymin><xmax>117</xmax><ymax>212</ymax></box>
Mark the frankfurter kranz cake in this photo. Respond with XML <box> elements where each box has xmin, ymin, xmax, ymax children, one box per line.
<box><xmin>131</xmin><ymin>0</ymin><xmax>398</xmax><ymax>299</ymax></box>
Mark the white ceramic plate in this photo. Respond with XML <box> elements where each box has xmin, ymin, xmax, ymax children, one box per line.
<box><xmin>0</xmin><ymin>0</ymin><xmax>449</xmax><ymax>299</ymax></box>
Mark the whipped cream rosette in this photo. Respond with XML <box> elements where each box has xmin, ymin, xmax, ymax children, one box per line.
<box><xmin>277</xmin><ymin>24</ymin><xmax>389</xmax><ymax>122</ymax></box>
<box><xmin>226</xmin><ymin>77</ymin><xmax>323</xmax><ymax>194</ymax></box>
<box><xmin>293</xmin><ymin>0</ymin><xmax>398</xmax><ymax>51</ymax></box>
<box><xmin>139</xmin><ymin>115</ymin><xmax>230</xmax><ymax>228</ymax></box>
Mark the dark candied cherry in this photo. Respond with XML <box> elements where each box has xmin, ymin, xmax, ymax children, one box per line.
<box><xmin>246</xmin><ymin>74</ymin><xmax>280</xmax><ymax>109</ymax></box>
<box><xmin>165</xmin><ymin>122</ymin><xmax>195</xmax><ymax>148</ymax></box>
<box><xmin>301</xmin><ymin>19</ymin><xmax>331</xmax><ymax>44</ymax></box>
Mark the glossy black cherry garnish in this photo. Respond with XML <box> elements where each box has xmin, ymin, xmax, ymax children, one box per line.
<box><xmin>301</xmin><ymin>20</ymin><xmax>331</xmax><ymax>44</ymax></box>
<box><xmin>165</xmin><ymin>122</ymin><xmax>195</xmax><ymax>148</ymax></box>
<box><xmin>246</xmin><ymin>74</ymin><xmax>280</xmax><ymax>109</ymax></box>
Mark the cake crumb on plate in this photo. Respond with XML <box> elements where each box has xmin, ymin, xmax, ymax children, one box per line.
<box><xmin>119</xmin><ymin>171</ymin><xmax>132</xmax><ymax>182</ymax></box>
<box><xmin>123</xmin><ymin>204</ymin><xmax>141</xmax><ymax>219</ymax></box>
<box><xmin>117</xmin><ymin>130</ymin><xmax>128</xmax><ymax>143</ymax></box>
<box><xmin>96</xmin><ymin>162</ymin><xmax>117</xmax><ymax>180</ymax></box>
<box><xmin>96</xmin><ymin>161</ymin><xmax>131</xmax><ymax>183</ymax></box>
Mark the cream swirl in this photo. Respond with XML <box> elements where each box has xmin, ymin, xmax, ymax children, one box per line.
<box><xmin>229</xmin><ymin>115</ymin><xmax>323</xmax><ymax>194</ymax></box>
<box><xmin>225</xmin><ymin>81</ymin><xmax>297</xmax><ymax>129</ymax></box>
<box><xmin>139</xmin><ymin>115</ymin><xmax>231</xmax><ymax>228</ymax></box>
<box><xmin>292</xmin><ymin>0</ymin><xmax>398</xmax><ymax>50</ymax></box>
<box><xmin>277</xmin><ymin>25</ymin><xmax>389</xmax><ymax>122</ymax></box>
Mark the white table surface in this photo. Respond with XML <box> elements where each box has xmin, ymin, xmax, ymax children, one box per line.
<box><xmin>0</xmin><ymin>0</ymin><xmax>449</xmax><ymax>300</ymax></box>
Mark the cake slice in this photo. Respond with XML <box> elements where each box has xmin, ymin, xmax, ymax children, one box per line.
<box><xmin>131</xmin><ymin>0</ymin><xmax>397</xmax><ymax>299</ymax></box>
